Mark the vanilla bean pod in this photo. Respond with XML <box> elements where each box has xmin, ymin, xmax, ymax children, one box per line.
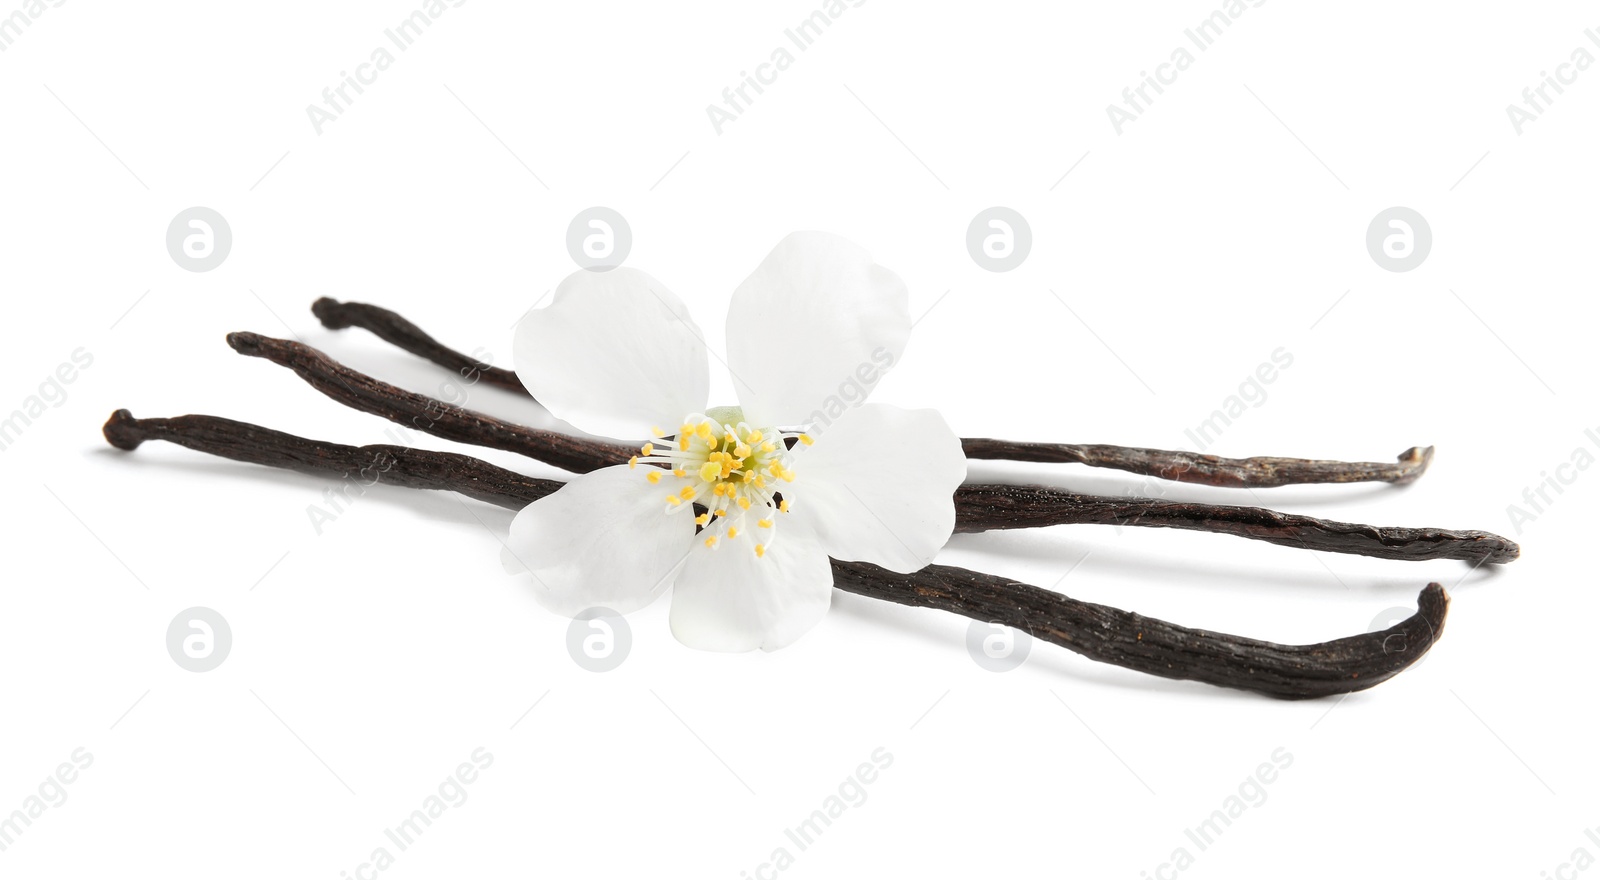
<box><xmin>311</xmin><ymin>297</ymin><xmax>526</xmax><ymax>393</ymax></box>
<box><xmin>229</xmin><ymin>331</ymin><xmax>1519</xmax><ymax>565</ymax></box>
<box><xmin>961</xmin><ymin>439</ymin><xmax>1434</xmax><ymax>488</ymax></box>
<box><xmin>103</xmin><ymin>409</ymin><xmax>560</xmax><ymax>507</ymax></box>
<box><xmin>227</xmin><ymin>331</ymin><xmax>633</xmax><ymax>473</ymax></box>
<box><xmin>311</xmin><ymin>297</ymin><xmax>1433</xmax><ymax>489</ymax></box>
<box><xmin>100</xmin><ymin>409</ymin><xmax>1448</xmax><ymax>700</ymax></box>
<box><xmin>954</xmin><ymin>484</ymin><xmax>1518</xmax><ymax>565</ymax></box>
<box><xmin>830</xmin><ymin>563</ymin><xmax>1447</xmax><ymax>699</ymax></box>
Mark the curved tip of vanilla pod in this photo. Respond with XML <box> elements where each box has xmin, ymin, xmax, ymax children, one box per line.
<box><xmin>1306</xmin><ymin>582</ymin><xmax>1450</xmax><ymax>699</ymax></box>
<box><xmin>310</xmin><ymin>297</ymin><xmax>348</xmax><ymax>329</ymax></box>
<box><xmin>225</xmin><ymin>331</ymin><xmax>268</xmax><ymax>357</ymax></box>
<box><xmin>102</xmin><ymin>408</ymin><xmax>143</xmax><ymax>451</ymax></box>
<box><xmin>1391</xmin><ymin>445</ymin><xmax>1436</xmax><ymax>485</ymax></box>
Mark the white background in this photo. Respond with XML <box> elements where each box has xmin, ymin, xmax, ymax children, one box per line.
<box><xmin>2</xmin><ymin>2</ymin><xmax>1595</xmax><ymax>877</ymax></box>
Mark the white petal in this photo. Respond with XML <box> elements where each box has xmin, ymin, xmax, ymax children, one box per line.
<box><xmin>725</xmin><ymin>232</ymin><xmax>911</xmax><ymax>427</ymax></box>
<box><xmin>514</xmin><ymin>267</ymin><xmax>710</xmax><ymax>439</ymax></box>
<box><xmin>793</xmin><ymin>403</ymin><xmax>965</xmax><ymax>572</ymax></box>
<box><xmin>669</xmin><ymin>515</ymin><xmax>833</xmax><ymax>652</ymax></box>
<box><xmin>506</xmin><ymin>465</ymin><xmax>693</xmax><ymax>616</ymax></box>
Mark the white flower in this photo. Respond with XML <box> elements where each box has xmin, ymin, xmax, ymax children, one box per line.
<box><xmin>506</xmin><ymin>232</ymin><xmax>966</xmax><ymax>652</ymax></box>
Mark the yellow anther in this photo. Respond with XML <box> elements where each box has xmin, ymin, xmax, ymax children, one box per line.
<box><xmin>799</xmin><ymin>434</ymin><xmax>814</xmax><ymax>446</ymax></box>
<box><xmin>754</xmin><ymin>544</ymin><xmax>766</xmax><ymax>558</ymax></box>
<box><xmin>646</xmin><ymin>471</ymin><xmax>661</xmax><ymax>484</ymax></box>
<box><xmin>779</xmin><ymin>499</ymin><xmax>791</xmax><ymax>513</ymax></box>
<box><xmin>666</xmin><ymin>495</ymin><xmax>681</xmax><ymax>506</ymax></box>
<box><xmin>758</xmin><ymin>518</ymin><xmax>773</xmax><ymax>529</ymax></box>
<box><xmin>737</xmin><ymin>496</ymin><xmax>751</xmax><ymax>511</ymax></box>
<box><xmin>748</xmin><ymin>430</ymin><xmax>764</xmax><ymax>443</ymax></box>
<box><xmin>704</xmin><ymin>536</ymin><xmax>718</xmax><ymax>549</ymax></box>
<box><xmin>651</xmin><ymin>426</ymin><xmax>665</xmax><ymax>438</ymax></box>
<box><xmin>679</xmin><ymin>436</ymin><xmax>691</xmax><ymax>451</ymax></box>
<box><xmin>699</xmin><ymin>462</ymin><xmax>722</xmax><ymax>482</ymax></box>
<box><xmin>755</xmin><ymin>475</ymin><xmax>767</xmax><ymax>488</ymax></box>
<box><xmin>727</xmin><ymin>527</ymin><xmax>739</xmax><ymax>538</ymax></box>
<box><xmin>640</xmin><ymin>442</ymin><xmax>654</xmax><ymax>456</ymax></box>
<box><xmin>628</xmin><ymin>456</ymin><xmax>638</xmax><ymax>469</ymax></box>
<box><xmin>734</xmin><ymin>444</ymin><xmax>751</xmax><ymax>459</ymax></box>
<box><xmin>714</xmin><ymin>508</ymin><xmax>728</xmax><ymax>518</ymax></box>
<box><xmin>679</xmin><ymin>486</ymin><xmax>697</xmax><ymax>501</ymax></box>
<box><xmin>696</xmin><ymin>422</ymin><xmax>713</xmax><ymax>440</ymax></box>
<box><xmin>781</xmin><ymin>468</ymin><xmax>795</xmax><ymax>483</ymax></box>
<box><xmin>761</xmin><ymin>442</ymin><xmax>776</xmax><ymax>453</ymax></box>
<box><xmin>694</xmin><ymin>514</ymin><xmax>710</xmax><ymax>526</ymax></box>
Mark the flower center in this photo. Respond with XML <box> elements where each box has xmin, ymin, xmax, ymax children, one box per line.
<box><xmin>629</xmin><ymin>405</ymin><xmax>810</xmax><ymax>558</ymax></box>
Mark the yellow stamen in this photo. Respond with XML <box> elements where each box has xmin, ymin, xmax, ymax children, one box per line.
<box><xmin>758</xmin><ymin>518</ymin><xmax>773</xmax><ymax>529</ymax></box>
<box><xmin>679</xmin><ymin>486</ymin><xmax>697</xmax><ymax>501</ymax></box>
<box><xmin>799</xmin><ymin>434</ymin><xmax>814</xmax><ymax>446</ymax></box>
<box><xmin>640</xmin><ymin>442</ymin><xmax>654</xmax><ymax>456</ymax></box>
<box><xmin>628</xmin><ymin>456</ymin><xmax>638</xmax><ymax>469</ymax></box>
<box><xmin>737</xmin><ymin>497</ymin><xmax>751</xmax><ymax>511</ymax></box>
<box><xmin>727</xmin><ymin>527</ymin><xmax>739</xmax><ymax>538</ymax></box>
<box><xmin>694</xmin><ymin>514</ymin><xmax>709</xmax><ymax>526</ymax></box>
<box><xmin>646</xmin><ymin>471</ymin><xmax>661</xmax><ymax>484</ymax></box>
<box><xmin>779</xmin><ymin>499</ymin><xmax>791</xmax><ymax>513</ymax></box>
<box><xmin>704</xmin><ymin>536</ymin><xmax>718</xmax><ymax>549</ymax></box>
<box><xmin>754</xmin><ymin>544</ymin><xmax>766</xmax><ymax>558</ymax></box>
<box><xmin>699</xmin><ymin>461</ymin><xmax>722</xmax><ymax>482</ymax></box>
